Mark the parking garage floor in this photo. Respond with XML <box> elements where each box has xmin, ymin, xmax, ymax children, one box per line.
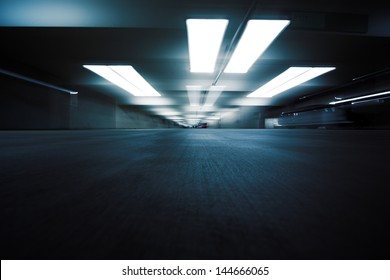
<box><xmin>1</xmin><ymin>129</ymin><xmax>389</xmax><ymax>259</ymax></box>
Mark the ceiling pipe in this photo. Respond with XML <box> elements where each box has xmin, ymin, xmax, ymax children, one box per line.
<box><xmin>298</xmin><ymin>67</ymin><xmax>390</xmax><ymax>101</ymax></box>
<box><xmin>212</xmin><ymin>0</ymin><xmax>259</xmax><ymax>86</ymax></box>
<box><xmin>198</xmin><ymin>0</ymin><xmax>258</xmax><ymax>109</ymax></box>
<box><xmin>351</xmin><ymin>67</ymin><xmax>390</xmax><ymax>82</ymax></box>
<box><xmin>0</xmin><ymin>68</ymin><xmax>78</xmax><ymax>95</ymax></box>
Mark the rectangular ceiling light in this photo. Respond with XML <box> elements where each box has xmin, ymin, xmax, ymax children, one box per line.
<box><xmin>186</xmin><ymin>19</ymin><xmax>228</xmax><ymax>73</ymax></box>
<box><xmin>329</xmin><ymin>90</ymin><xmax>390</xmax><ymax>105</ymax></box>
<box><xmin>224</xmin><ymin>20</ymin><xmax>290</xmax><ymax>73</ymax></box>
<box><xmin>204</xmin><ymin>86</ymin><xmax>225</xmax><ymax>106</ymax></box>
<box><xmin>83</xmin><ymin>65</ymin><xmax>160</xmax><ymax>96</ymax></box>
<box><xmin>247</xmin><ymin>67</ymin><xmax>335</xmax><ymax>98</ymax></box>
<box><xmin>186</xmin><ymin>85</ymin><xmax>202</xmax><ymax>106</ymax></box>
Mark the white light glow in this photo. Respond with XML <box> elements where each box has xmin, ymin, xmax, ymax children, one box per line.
<box><xmin>186</xmin><ymin>19</ymin><xmax>228</xmax><ymax>73</ymax></box>
<box><xmin>186</xmin><ymin>85</ymin><xmax>202</xmax><ymax>107</ymax></box>
<box><xmin>151</xmin><ymin>108</ymin><xmax>181</xmax><ymax>116</ymax></box>
<box><xmin>83</xmin><ymin>65</ymin><xmax>160</xmax><ymax>97</ymax></box>
<box><xmin>329</xmin><ymin>90</ymin><xmax>390</xmax><ymax>105</ymax></box>
<box><xmin>206</xmin><ymin>116</ymin><xmax>221</xmax><ymax>120</ymax></box>
<box><xmin>231</xmin><ymin>98</ymin><xmax>273</xmax><ymax>106</ymax></box>
<box><xmin>247</xmin><ymin>67</ymin><xmax>335</xmax><ymax>98</ymax></box>
<box><xmin>165</xmin><ymin>116</ymin><xmax>183</xmax><ymax>120</ymax></box>
<box><xmin>224</xmin><ymin>20</ymin><xmax>290</xmax><ymax>73</ymax></box>
<box><xmin>204</xmin><ymin>86</ymin><xmax>225</xmax><ymax>107</ymax></box>
<box><xmin>130</xmin><ymin>97</ymin><xmax>173</xmax><ymax>106</ymax></box>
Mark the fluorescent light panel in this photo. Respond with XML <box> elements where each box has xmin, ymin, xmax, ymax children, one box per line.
<box><xmin>186</xmin><ymin>19</ymin><xmax>228</xmax><ymax>73</ymax></box>
<box><xmin>247</xmin><ymin>67</ymin><xmax>335</xmax><ymax>98</ymax></box>
<box><xmin>130</xmin><ymin>97</ymin><xmax>172</xmax><ymax>105</ymax></box>
<box><xmin>329</xmin><ymin>90</ymin><xmax>390</xmax><ymax>105</ymax></box>
<box><xmin>224</xmin><ymin>20</ymin><xmax>290</xmax><ymax>73</ymax></box>
<box><xmin>160</xmin><ymin>111</ymin><xmax>181</xmax><ymax>116</ymax></box>
<box><xmin>83</xmin><ymin>65</ymin><xmax>160</xmax><ymax>97</ymax></box>
<box><xmin>186</xmin><ymin>114</ymin><xmax>205</xmax><ymax>119</ymax></box>
<box><xmin>165</xmin><ymin>116</ymin><xmax>183</xmax><ymax>120</ymax></box>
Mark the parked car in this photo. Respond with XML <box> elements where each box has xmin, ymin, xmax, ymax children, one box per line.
<box><xmin>197</xmin><ymin>122</ymin><xmax>208</xmax><ymax>128</ymax></box>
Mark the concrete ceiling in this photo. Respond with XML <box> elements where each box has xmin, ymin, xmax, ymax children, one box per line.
<box><xmin>1</xmin><ymin>0</ymin><xmax>390</xmax><ymax>125</ymax></box>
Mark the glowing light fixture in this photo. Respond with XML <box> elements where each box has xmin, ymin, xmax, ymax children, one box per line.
<box><xmin>224</xmin><ymin>20</ymin><xmax>290</xmax><ymax>73</ymax></box>
<box><xmin>329</xmin><ymin>90</ymin><xmax>390</xmax><ymax>105</ymax></box>
<box><xmin>186</xmin><ymin>114</ymin><xmax>206</xmax><ymax>119</ymax></box>
<box><xmin>83</xmin><ymin>65</ymin><xmax>160</xmax><ymax>96</ymax></box>
<box><xmin>186</xmin><ymin>85</ymin><xmax>202</xmax><ymax>107</ymax></box>
<box><xmin>165</xmin><ymin>116</ymin><xmax>183</xmax><ymax>120</ymax></box>
<box><xmin>159</xmin><ymin>111</ymin><xmax>181</xmax><ymax>116</ymax></box>
<box><xmin>247</xmin><ymin>67</ymin><xmax>335</xmax><ymax>98</ymax></box>
<box><xmin>186</xmin><ymin>19</ymin><xmax>228</xmax><ymax>73</ymax></box>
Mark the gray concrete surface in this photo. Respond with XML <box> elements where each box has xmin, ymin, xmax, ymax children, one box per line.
<box><xmin>1</xmin><ymin>129</ymin><xmax>389</xmax><ymax>259</ymax></box>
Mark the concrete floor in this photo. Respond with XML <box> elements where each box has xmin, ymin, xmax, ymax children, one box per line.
<box><xmin>1</xmin><ymin>129</ymin><xmax>389</xmax><ymax>259</ymax></box>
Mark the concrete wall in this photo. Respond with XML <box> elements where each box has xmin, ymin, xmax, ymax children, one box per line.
<box><xmin>218</xmin><ymin>107</ymin><xmax>262</xmax><ymax>129</ymax></box>
<box><xmin>69</xmin><ymin>93</ymin><xmax>116</xmax><ymax>129</ymax></box>
<box><xmin>0</xmin><ymin>74</ymin><xmax>172</xmax><ymax>129</ymax></box>
<box><xmin>219</xmin><ymin>110</ymin><xmax>240</xmax><ymax>128</ymax></box>
<box><xmin>239</xmin><ymin>107</ymin><xmax>263</xmax><ymax>128</ymax></box>
<box><xmin>116</xmin><ymin>106</ymin><xmax>171</xmax><ymax>128</ymax></box>
<box><xmin>0</xmin><ymin>75</ymin><xmax>70</xmax><ymax>129</ymax></box>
